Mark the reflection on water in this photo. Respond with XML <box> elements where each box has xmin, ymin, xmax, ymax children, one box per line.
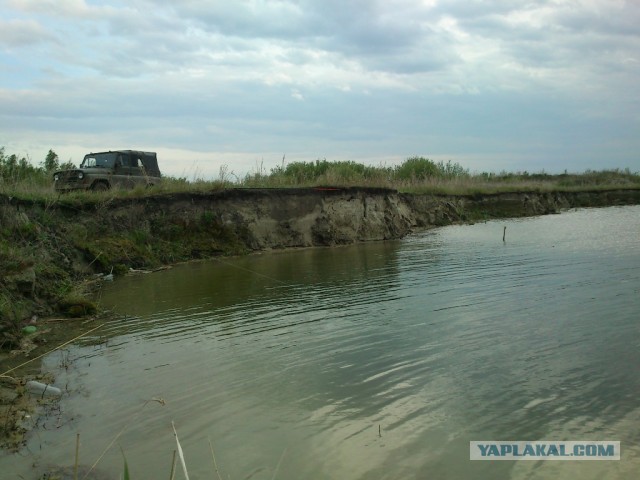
<box><xmin>2</xmin><ymin>206</ymin><xmax>640</xmax><ymax>479</ymax></box>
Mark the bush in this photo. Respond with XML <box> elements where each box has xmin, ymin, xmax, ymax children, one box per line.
<box><xmin>0</xmin><ymin>147</ymin><xmax>65</xmax><ymax>190</ymax></box>
<box><xmin>394</xmin><ymin>157</ymin><xmax>439</xmax><ymax>180</ymax></box>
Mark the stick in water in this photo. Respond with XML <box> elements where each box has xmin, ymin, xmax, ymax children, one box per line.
<box><xmin>74</xmin><ymin>433</ymin><xmax>80</xmax><ymax>480</ymax></box>
<box><xmin>172</xmin><ymin>421</ymin><xmax>190</xmax><ymax>480</ymax></box>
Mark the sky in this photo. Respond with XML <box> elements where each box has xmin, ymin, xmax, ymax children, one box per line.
<box><xmin>1</xmin><ymin>0</ymin><xmax>639</xmax><ymax>179</ymax></box>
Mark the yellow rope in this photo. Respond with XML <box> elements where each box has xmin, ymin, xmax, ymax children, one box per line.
<box><xmin>0</xmin><ymin>323</ymin><xmax>104</xmax><ymax>377</ymax></box>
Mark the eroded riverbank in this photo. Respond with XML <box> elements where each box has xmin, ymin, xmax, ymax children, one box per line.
<box><xmin>2</xmin><ymin>187</ymin><xmax>640</xmax><ymax>323</ymax></box>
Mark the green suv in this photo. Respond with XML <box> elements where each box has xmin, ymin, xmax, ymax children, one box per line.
<box><xmin>53</xmin><ymin>150</ymin><xmax>162</xmax><ymax>192</ymax></box>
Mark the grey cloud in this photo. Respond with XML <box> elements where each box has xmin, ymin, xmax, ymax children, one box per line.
<box><xmin>156</xmin><ymin>0</ymin><xmax>440</xmax><ymax>58</ymax></box>
<box><xmin>2</xmin><ymin>1</ymin><xmax>449</xmax><ymax>80</ymax></box>
<box><xmin>309</xmin><ymin>0</ymin><xmax>428</xmax><ymax>53</ymax></box>
<box><xmin>1</xmin><ymin>0</ymin><xmax>639</xmax><ymax>175</ymax></box>
<box><xmin>423</xmin><ymin>0</ymin><xmax>640</xmax><ymax>101</ymax></box>
<box><xmin>555</xmin><ymin>3</ymin><xmax>640</xmax><ymax>37</ymax></box>
<box><xmin>165</xmin><ymin>1</ymin><xmax>309</xmax><ymax>40</ymax></box>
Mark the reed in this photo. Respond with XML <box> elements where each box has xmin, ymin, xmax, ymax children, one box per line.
<box><xmin>79</xmin><ymin>397</ymin><xmax>165</xmax><ymax>480</ymax></box>
<box><xmin>67</xmin><ymin>418</ymin><xmax>291</xmax><ymax>480</ymax></box>
<box><xmin>208</xmin><ymin>437</ymin><xmax>223</xmax><ymax>480</ymax></box>
<box><xmin>171</xmin><ymin>421</ymin><xmax>190</xmax><ymax>480</ymax></box>
<box><xmin>168</xmin><ymin>450</ymin><xmax>177</xmax><ymax>480</ymax></box>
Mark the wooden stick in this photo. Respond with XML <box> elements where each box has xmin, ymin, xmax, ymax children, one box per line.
<box><xmin>74</xmin><ymin>432</ymin><xmax>80</xmax><ymax>480</ymax></box>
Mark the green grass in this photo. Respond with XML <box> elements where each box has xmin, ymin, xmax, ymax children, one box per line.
<box><xmin>2</xmin><ymin>147</ymin><xmax>639</xmax><ymax>201</ymax></box>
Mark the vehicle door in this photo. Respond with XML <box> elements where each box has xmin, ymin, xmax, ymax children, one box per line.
<box><xmin>113</xmin><ymin>152</ymin><xmax>138</xmax><ymax>188</ymax></box>
<box><xmin>128</xmin><ymin>156</ymin><xmax>144</xmax><ymax>187</ymax></box>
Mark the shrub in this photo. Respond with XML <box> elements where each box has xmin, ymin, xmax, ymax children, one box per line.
<box><xmin>394</xmin><ymin>157</ymin><xmax>439</xmax><ymax>180</ymax></box>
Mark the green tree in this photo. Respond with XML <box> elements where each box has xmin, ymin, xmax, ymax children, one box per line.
<box><xmin>42</xmin><ymin>149</ymin><xmax>59</xmax><ymax>172</ymax></box>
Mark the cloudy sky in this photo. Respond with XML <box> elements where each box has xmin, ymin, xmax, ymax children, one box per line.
<box><xmin>1</xmin><ymin>0</ymin><xmax>638</xmax><ymax>179</ymax></box>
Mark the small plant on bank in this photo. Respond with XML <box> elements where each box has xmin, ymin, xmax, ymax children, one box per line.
<box><xmin>58</xmin><ymin>294</ymin><xmax>97</xmax><ymax>318</ymax></box>
<box><xmin>0</xmin><ymin>293</ymin><xmax>30</xmax><ymax>350</ymax></box>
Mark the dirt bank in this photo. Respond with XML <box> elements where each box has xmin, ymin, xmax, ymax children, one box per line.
<box><xmin>2</xmin><ymin>187</ymin><xmax>640</xmax><ymax>321</ymax></box>
<box><xmin>403</xmin><ymin>188</ymin><xmax>640</xmax><ymax>226</ymax></box>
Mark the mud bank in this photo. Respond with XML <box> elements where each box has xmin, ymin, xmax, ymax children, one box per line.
<box><xmin>2</xmin><ymin>187</ymin><xmax>640</xmax><ymax>314</ymax></box>
<box><xmin>402</xmin><ymin>188</ymin><xmax>640</xmax><ymax>227</ymax></box>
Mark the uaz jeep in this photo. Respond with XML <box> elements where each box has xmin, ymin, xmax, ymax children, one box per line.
<box><xmin>53</xmin><ymin>150</ymin><xmax>162</xmax><ymax>192</ymax></box>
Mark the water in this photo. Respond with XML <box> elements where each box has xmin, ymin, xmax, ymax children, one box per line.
<box><xmin>3</xmin><ymin>206</ymin><xmax>639</xmax><ymax>479</ymax></box>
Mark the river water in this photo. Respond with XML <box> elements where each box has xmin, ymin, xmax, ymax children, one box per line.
<box><xmin>3</xmin><ymin>206</ymin><xmax>640</xmax><ymax>479</ymax></box>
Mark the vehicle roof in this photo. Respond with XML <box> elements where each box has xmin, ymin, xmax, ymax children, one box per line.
<box><xmin>87</xmin><ymin>150</ymin><xmax>157</xmax><ymax>157</ymax></box>
<box><xmin>83</xmin><ymin>150</ymin><xmax>161</xmax><ymax>176</ymax></box>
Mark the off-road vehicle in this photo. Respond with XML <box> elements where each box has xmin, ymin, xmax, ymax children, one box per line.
<box><xmin>53</xmin><ymin>150</ymin><xmax>162</xmax><ymax>192</ymax></box>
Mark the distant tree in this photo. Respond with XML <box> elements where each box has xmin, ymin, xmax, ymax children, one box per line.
<box><xmin>0</xmin><ymin>147</ymin><xmax>42</xmax><ymax>183</ymax></box>
<box><xmin>58</xmin><ymin>160</ymin><xmax>76</xmax><ymax>170</ymax></box>
<box><xmin>42</xmin><ymin>149</ymin><xmax>60</xmax><ymax>171</ymax></box>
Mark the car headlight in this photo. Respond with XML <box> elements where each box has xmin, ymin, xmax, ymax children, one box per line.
<box><xmin>78</xmin><ymin>172</ymin><xmax>84</xmax><ymax>179</ymax></box>
<box><xmin>54</xmin><ymin>174</ymin><xmax>59</xmax><ymax>181</ymax></box>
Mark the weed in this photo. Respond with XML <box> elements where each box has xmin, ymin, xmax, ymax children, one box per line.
<box><xmin>58</xmin><ymin>295</ymin><xmax>97</xmax><ymax>318</ymax></box>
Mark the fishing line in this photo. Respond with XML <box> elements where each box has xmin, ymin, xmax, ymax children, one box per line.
<box><xmin>210</xmin><ymin>256</ymin><xmax>295</xmax><ymax>286</ymax></box>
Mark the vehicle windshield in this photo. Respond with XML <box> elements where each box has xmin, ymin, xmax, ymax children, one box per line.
<box><xmin>80</xmin><ymin>152</ymin><xmax>117</xmax><ymax>168</ymax></box>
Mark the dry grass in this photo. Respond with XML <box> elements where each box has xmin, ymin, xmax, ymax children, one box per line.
<box><xmin>2</xmin><ymin>154</ymin><xmax>639</xmax><ymax>203</ymax></box>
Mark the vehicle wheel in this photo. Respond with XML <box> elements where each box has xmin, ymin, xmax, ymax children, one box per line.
<box><xmin>91</xmin><ymin>182</ymin><xmax>109</xmax><ymax>191</ymax></box>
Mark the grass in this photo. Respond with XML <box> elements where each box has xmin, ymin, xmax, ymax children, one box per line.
<box><xmin>0</xmin><ymin>157</ymin><xmax>640</xmax><ymax>202</ymax></box>
<box><xmin>235</xmin><ymin>157</ymin><xmax>640</xmax><ymax>194</ymax></box>
<box><xmin>2</xmin><ymin>147</ymin><xmax>639</xmax><ymax>202</ymax></box>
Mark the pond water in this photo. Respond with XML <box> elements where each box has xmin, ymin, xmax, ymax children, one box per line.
<box><xmin>3</xmin><ymin>206</ymin><xmax>640</xmax><ymax>479</ymax></box>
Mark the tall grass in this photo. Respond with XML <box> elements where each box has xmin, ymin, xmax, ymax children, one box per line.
<box><xmin>1</xmin><ymin>146</ymin><xmax>639</xmax><ymax>201</ymax></box>
<box><xmin>241</xmin><ymin>158</ymin><xmax>640</xmax><ymax>194</ymax></box>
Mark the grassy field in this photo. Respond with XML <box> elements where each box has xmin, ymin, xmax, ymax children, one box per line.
<box><xmin>2</xmin><ymin>147</ymin><xmax>639</xmax><ymax>201</ymax></box>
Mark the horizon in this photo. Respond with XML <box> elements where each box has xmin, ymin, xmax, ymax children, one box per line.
<box><xmin>3</xmin><ymin>146</ymin><xmax>637</xmax><ymax>181</ymax></box>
